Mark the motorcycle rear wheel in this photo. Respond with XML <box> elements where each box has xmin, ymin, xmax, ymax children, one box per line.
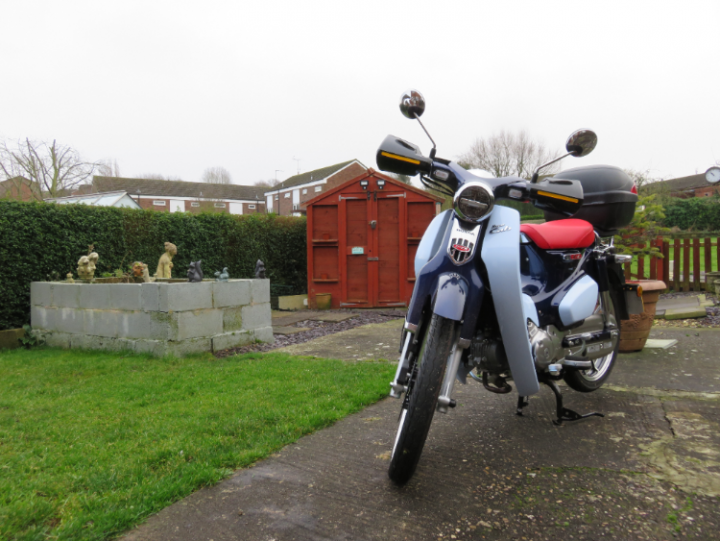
<box><xmin>563</xmin><ymin>290</ymin><xmax>620</xmax><ymax>392</ymax></box>
<box><xmin>389</xmin><ymin>313</ymin><xmax>457</xmax><ymax>486</ymax></box>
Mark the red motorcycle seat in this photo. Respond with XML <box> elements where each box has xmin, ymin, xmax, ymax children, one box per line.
<box><xmin>520</xmin><ymin>219</ymin><xmax>596</xmax><ymax>250</ymax></box>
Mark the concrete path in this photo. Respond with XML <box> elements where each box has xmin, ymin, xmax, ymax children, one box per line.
<box><xmin>122</xmin><ymin>324</ymin><xmax>720</xmax><ymax>541</ymax></box>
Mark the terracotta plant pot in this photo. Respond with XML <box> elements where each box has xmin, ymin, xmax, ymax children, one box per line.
<box><xmin>315</xmin><ymin>293</ymin><xmax>332</xmax><ymax>310</ymax></box>
<box><xmin>619</xmin><ymin>279</ymin><xmax>666</xmax><ymax>352</ymax></box>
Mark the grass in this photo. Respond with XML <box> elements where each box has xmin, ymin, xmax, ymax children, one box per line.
<box><xmin>0</xmin><ymin>347</ymin><xmax>395</xmax><ymax>541</ymax></box>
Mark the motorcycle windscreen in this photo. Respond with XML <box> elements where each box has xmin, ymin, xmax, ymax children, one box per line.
<box><xmin>480</xmin><ymin>206</ymin><xmax>540</xmax><ymax>396</ymax></box>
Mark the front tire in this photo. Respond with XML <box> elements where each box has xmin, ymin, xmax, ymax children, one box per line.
<box><xmin>389</xmin><ymin>314</ymin><xmax>457</xmax><ymax>486</ymax></box>
<box><xmin>563</xmin><ymin>290</ymin><xmax>620</xmax><ymax>392</ymax></box>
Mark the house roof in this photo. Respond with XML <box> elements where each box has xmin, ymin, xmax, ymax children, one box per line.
<box><xmin>644</xmin><ymin>173</ymin><xmax>707</xmax><ymax>194</ymax></box>
<box><xmin>91</xmin><ymin>176</ymin><xmax>266</xmax><ymax>201</ymax></box>
<box><xmin>264</xmin><ymin>160</ymin><xmax>364</xmax><ymax>194</ymax></box>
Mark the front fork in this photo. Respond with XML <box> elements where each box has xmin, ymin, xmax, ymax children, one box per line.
<box><xmin>390</xmin><ymin>325</ymin><xmax>468</xmax><ymax>415</ymax></box>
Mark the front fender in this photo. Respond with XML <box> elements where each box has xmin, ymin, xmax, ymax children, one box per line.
<box><xmin>433</xmin><ymin>273</ymin><xmax>468</xmax><ymax>321</ymax></box>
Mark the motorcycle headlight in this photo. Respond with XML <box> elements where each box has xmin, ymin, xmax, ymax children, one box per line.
<box><xmin>453</xmin><ymin>181</ymin><xmax>494</xmax><ymax>223</ymax></box>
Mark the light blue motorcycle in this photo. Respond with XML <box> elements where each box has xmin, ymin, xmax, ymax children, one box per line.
<box><xmin>376</xmin><ymin>90</ymin><xmax>641</xmax><ymax>485</ymax></box>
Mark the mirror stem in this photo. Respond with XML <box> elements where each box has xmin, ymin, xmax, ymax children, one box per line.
<box><xmin>530</xmin><ymin>152</ymin><xmax>570</xmax><ymax>183</ymax></box>
<box><xmin>414</xmin><ymin>113</ymin><xmax>437</xmax><ymax>156</ymax></box>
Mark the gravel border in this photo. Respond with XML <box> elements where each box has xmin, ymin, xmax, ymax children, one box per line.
<box><xmin>214</xmin><ymin>310</ymin><xmax>405</xmax><ymax>358</ymax></box>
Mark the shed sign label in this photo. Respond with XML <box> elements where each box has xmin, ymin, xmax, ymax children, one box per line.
<box><xmin>352</xmin><ymin>247</ymin><xmax>364</xmax><ymax>255</ymax></box>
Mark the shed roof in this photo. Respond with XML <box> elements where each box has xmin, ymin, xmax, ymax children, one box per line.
<box><xmin>91</xmin><ymin>176</ymin><xmax>266</xmax><ymax>201</ymax></box>
<box><xmin>303</xmin><ymin>168</ymin><xmax>444</xmax><ymax>208</ymax></box>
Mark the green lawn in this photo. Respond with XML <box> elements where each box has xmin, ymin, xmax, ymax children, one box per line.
<box><xmin>0</xmin><ymin>348</ymin><xmax>395</xmax><ymax>541</ymax></box>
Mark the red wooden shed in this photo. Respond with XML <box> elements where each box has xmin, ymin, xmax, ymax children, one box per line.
<box><xmin>306</xmin><ymin>169</ymin><xmax>444</xmax><ymax>309</ymax></box>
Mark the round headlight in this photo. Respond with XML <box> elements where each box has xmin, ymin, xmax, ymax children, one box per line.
<box><xmin>453</xmin><ymin>181</ymin><xmax>494</xmax><ymax>223</ymax></box>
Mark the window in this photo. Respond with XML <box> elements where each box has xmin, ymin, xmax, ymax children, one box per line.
<box><xmin>302</xmin><ymin>189</ymin><xmax>307</xmax><ymax>195</ymax></box>
<box><xmin>314</xmin><ymin>186</ymin><xmax>322</xmax><ymax>192</ymax></box>
<box><xmin>274</xmin><ymin>195</ymin><xmax>279</xmax><ymax>200</ymax></box>
<box><xmin>248</xmin><ymin>204</ymin><xmax>256</xmax><ymax>209</ymax></box>
<box><xmin>153</xmin><ymin>200</ymin><xmax>166</xmax><ymax>206</ymax></box>
<box><xmin>191</xmin><ymin>202</ymin><xmax>200</xmax><ymax>207</ymax></box>
<box><xmin>284</xmin><ymin>192</ymin><xmax>291</xmax><ymax>198</ymax></box>
<box><xmin>214</xmin><ymin>203</ymin><xmax>226</xmax><ymax>208</ymax></box>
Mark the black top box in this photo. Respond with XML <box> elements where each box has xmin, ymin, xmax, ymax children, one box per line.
<box><xmin>543</xmin><ymin>164</ymin><xmax>638</xmax><ymax>237</ymax></box>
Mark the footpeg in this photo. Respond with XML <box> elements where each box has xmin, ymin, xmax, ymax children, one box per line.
<box><xmin>481</xmin><ymin>371</ymin><xmax>512</xmax><ymax>394</ymax></box>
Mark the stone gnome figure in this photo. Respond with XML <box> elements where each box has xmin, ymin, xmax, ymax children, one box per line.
<box><xmin>77</xmin><ymin>251</ymin><xmax>99</xmax><ymax>280</ymax></box>
<box><xmin>156</xmin><ymin>242</ymin><xmax>177</xmax><ymax>279</ymax></box>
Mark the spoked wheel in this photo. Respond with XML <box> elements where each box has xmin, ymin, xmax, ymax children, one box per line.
<box><xmin>563</xmin><ymin>290</ymin><xmax>620</xmax><ymax>392</ymax></box>
<box><xmin>389</xmin><ymin>314</ymin><xmax>458</xmax><ymax>486</ymax></box>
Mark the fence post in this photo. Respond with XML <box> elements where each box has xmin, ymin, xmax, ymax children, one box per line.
<box><xmin>705</xmin><ymin>237</ymin><xmax>712</xmax><ymax>290</ymax></box>
<box><xmin>662</xmin><ymin>240</ymin><xmax>670</xmax><ymax>285</ymax></box>
<box><xmin>683</xmin><ymin>238</ymin><xmax>690</xmax><ymax>291</ymax></box>
<box><xmin>673</xmin><ymin>238</ymin><xmax>680</xmax><ymax>291</ymax></box>
<box><xmin>693</xmin><ymin>238</ymin><xmax>701</xmax><ymax>291</ymax></box>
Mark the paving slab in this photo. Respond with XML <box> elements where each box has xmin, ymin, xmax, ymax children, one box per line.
<box><xmin>271</xmin><ymin>326</ymin><xmax>311</xmax><ymax>336</ymax></box>
<box><xmin>308</xmin><ymin>312</ymin><xmax>358</xmax><ymax>323</ymax></box>
<box><xmin>270</xmin><ymin>310</ymin><xmax>323</xmax><ymax>327</ymax></box>
<box><xmin>612</xmin><ymin>327</ymin><xmax>720</xmax><ymax>394</ymax></box>
<box><xmin>656</xmin><ymin>294</ymin><xmax>714</xmax><ymax>318</ymax></box>
<box><xmin>122</xmin><ymin>323</ymin><xmax>720</xmax><ymax>541</ymax></box>
<box><xmin>276</xmin><ymin>319</ymin><xmax>403</xmax><ymax>360</ymax></box>
<box><xmin>663</xmin><ymin>307</ymin><xmax>708</xmax><ymax>320</ymax></box>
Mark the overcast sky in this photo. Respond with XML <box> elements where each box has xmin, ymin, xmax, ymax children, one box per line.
<box><xmin>2</xmin><ymin>1</ymin><xmax>718</xmax><ymax>187</ymax></box>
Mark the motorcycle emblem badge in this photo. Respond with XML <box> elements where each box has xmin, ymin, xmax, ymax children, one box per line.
<box><xmin>489</xmin><ymin>224</ymin><xmax>511</xmax><ymax>234</ymax></box>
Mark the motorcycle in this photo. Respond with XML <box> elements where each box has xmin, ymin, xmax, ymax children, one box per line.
<box><xmin>376</xmin><ymin>90</ymin><xmax>642</xmax><ymax>486</ymax></box>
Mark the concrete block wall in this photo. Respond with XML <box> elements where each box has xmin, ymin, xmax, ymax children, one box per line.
<box><xmin>30</xmin><ymin>279</ymin><xmax>272</xmax><ymax>357</ymax></box>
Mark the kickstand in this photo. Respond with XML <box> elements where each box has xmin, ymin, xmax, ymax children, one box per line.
<box><xmin>540</xmin><ymin>377</ymin><xmax>604</xmax><ymax>426</ymax></box>
<box><xmin>516</xmin><ymin>395</ymin><xmax>529</xmax><ymax>416</ymax></box>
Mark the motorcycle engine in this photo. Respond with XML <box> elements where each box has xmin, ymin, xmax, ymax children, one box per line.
<box><xmin>527</xmin><ymin>321</ymin><xmax>562</xmax><ymax>369</ymax></box>
<box><xmin>468</xmin><ymin>332</ymin><xmax>508</xmax><ymax>373</ymax></box>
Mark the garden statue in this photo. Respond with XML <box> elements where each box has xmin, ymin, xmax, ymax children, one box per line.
<box><xmin>141</xmin><ymin>264</ymin><xmax>154</xmax><ymax>282</ymax></box>
<box><xmin>187</xmin><ymin>260</ymin><xmax>204</xmax><ymax>282</ymax></box>
<box><xmin>66</xmin><ymin>273</ymin><xmax>74</xmax><ymax>283</ymax></box>
<box><xmin>156</xmin><ymin>242</ymin><xmax>177</xmax><ymax>279</ymax></box>
<box><xmin>214</xmin><ymin>267</ymin><xmax>230</xmax><ymax>281</ymax></box>
<box><xmin>77</xmin><ymin>251</ymin><xmax>99</xmax><ymax>280</ymax></box>
<box><xmin>254</xmin><ymin>259</ymin><xmax>266</xmax><ymax>279</ymax></box>
<box><xmin>132</xmin><ymin>262</ymin><xmax>145</xmax><ymax>278</ymax></box>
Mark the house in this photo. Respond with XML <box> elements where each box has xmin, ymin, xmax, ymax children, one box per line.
<box><xmin>0</xmin><ymin>176</ymin><xmax>39</xmax><ymax>201</ymax></box>
<box><xmin>45</xmin><ymin>191</ymin><xmax>142</xmax><ymax>209</ymax></box>
<box><xmin>264</xmin><ymin>160</ymin><xmax>367</xmax><ymax>216</ymax></box>
<box><xmin>645</xmin><ymin>173</ymin><xmax>720</xmax><ymax>198</ymax></box>
<box><xmin>78</xmin><ymin>176</ymin><xmax>266</xmax><ymax>214</ymax></box>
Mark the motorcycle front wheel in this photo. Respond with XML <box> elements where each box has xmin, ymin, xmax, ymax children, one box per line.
<box><xmin>389</xmin><ymin>313</ymin><xmax>457</xmax><ymax>486</ymax></box>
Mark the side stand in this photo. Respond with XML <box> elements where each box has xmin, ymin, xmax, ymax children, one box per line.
<box><xmin>540</xmin><ymin>376</ymin><xmax>604</xmax><ymax>426</ymax></box>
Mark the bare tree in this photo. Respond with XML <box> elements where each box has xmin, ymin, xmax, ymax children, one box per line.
<box><xmin>458</xmin><ymin>130</ymin><xmax>560</xmax><ymax>179</ymax></box>
<box><xmin>0</xmin><ymin>138</ymin><xmax>98</xmax><ymax>200</ymax></box>
<box><xmin>202</xmin><ymin>166</ymin><xmax>232</xmax><ymax>184</ymax></box>
<box><xmin>97</xmin><ymin>159</ymin><xmax>121</xmax><ymax>177</ymax></box>
<box><xmin>253</xmin><ymin>178</ymin><xmax>280</xmax><ymax>188</ymax></box>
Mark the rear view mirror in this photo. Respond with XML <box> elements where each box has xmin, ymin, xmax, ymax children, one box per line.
<box><xmin>566</xmin><ymin>130</ymin><xmax>598</xmax><ymax>158</ymax></box>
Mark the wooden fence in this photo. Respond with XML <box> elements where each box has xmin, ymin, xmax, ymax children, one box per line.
<box><xmin>623</xmin><ymin>237</ymin><xmax>720</xmax><ymax>291</ymax></box>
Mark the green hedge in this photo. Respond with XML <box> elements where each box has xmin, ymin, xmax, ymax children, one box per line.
<box><xmin>0</xmin><ymin>201</ymin><xmax>307</xmax><ymax>330</ymax></box>
<box><xmin>663</xmin><ymin>197</ymin><xmax>720</xmax><ymax>231</ymax></box>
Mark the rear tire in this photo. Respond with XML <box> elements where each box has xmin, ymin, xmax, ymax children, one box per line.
<box><xmin>389</xmin><ymin>314</ymin><xmax>457</xmax><ymax>486</ymax></box>
<box><xmin>563</xmin><ymin>290</ymin><xmax>620</xmax><ymax>392</ymax></box>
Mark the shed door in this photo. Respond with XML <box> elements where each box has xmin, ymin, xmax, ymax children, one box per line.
<box><xmin>344</xmin><ymin>198</ymin><xmax>370</xmax><ymax>305</ymax></box>
<box><xmin>375</xmin><ymin>195</ymin><xmax>402</xmax><ymax>305</ymax></box>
